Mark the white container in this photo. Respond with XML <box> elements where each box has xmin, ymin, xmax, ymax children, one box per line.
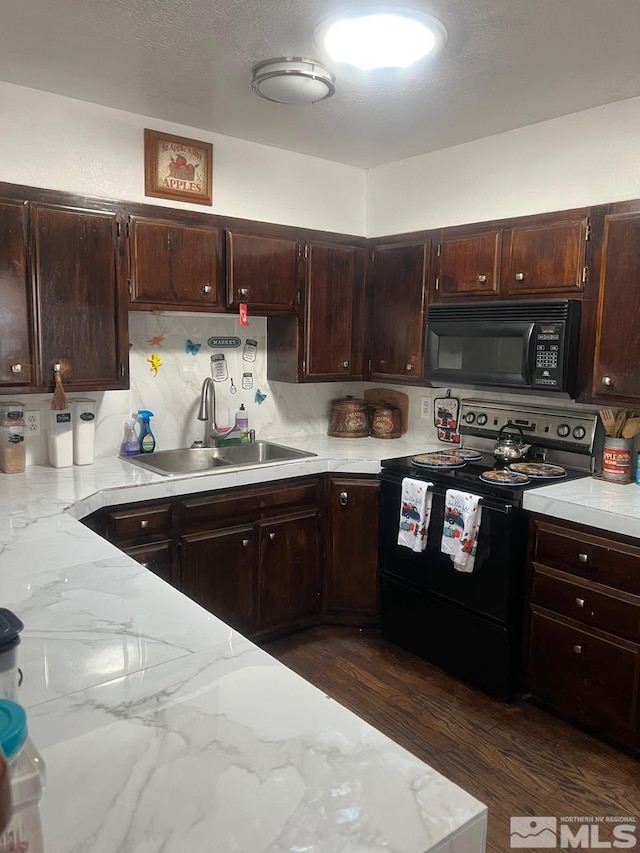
<box><xmin>47</xmin><ymin>409</ymin><xmax>73</xmax><ymax>468</ymax></box>
<box><xmin>0</xmin><ymin>701</ymin><xmax>45</xmax><ymax>853</ymax></box>
<box><xmin>70</xmin><ymin>398</ymin><xmax>96</xmax><ymax>465</ymax></box>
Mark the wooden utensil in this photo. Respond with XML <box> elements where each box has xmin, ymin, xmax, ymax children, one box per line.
<box><xmin>622</xmin><ymin>417</ymin><xmax>640</xmax><ymax>439</ymax></box>
<box><xmin>613</xmin><ymin>409</ymin><xmax>628</xmax><ymax>437</ymax></box>
<box><xmin>599</xmin><ymin>408</ymin><xmax>616</xmax><ymax>436</ymax></box>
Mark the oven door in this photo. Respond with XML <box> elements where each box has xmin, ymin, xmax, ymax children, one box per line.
<box><xmin>378</xmin><ymin>471</ymin><xmax>527</xmax><ymax>625</ymax></box>
<box><xmin>424</xmin><ymin>319</ymin><xmax>535</xmax><ymax>390</ymax></box>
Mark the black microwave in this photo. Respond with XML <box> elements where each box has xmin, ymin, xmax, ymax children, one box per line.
<box><xmin>424</xmin><ymin>299</ymin><xmax>581</xmax><ymax>397</ymax></box>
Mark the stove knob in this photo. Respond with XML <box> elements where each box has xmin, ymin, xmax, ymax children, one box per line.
<box><xmin>476</xmin><ymin>414</ymin><xmax>488</xmax><ymax>426</ymax></box>
<box><xmin>557</xmin><ymin>424</ymin><xmax>570</xmax><ymax>437</ymax></box>
<box><xmin>464</xmin><ymin>412</ymin><xmax>475</xmax><ymax>424</ymax></box>
<box><xmin>572</xmin><ymin>426</ymin><xmax>586</xmax><ymax>440</ymax></box>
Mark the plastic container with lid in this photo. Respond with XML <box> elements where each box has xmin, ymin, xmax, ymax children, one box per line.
<box><xmin>0</xmin><ymin>700</ymin><xmax>45</xmax><ymax>853</ymax></box>
<box><xmin>0</xmin><ymin>610</ymin><xmax>24</xmax><ymax>703</ymax></box>
<box><xmin>0</xmin><ymin>402</ymin><xmax>25</xmax><ymax>426</ymax></box>
<box><xmin>0</xmin><ymin>424</ymin><xmax>25</xmax><ymax>474</ymax></box>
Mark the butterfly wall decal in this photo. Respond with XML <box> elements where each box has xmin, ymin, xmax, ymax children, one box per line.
<box><xmin>255</xmin><ymin>389</ymin><xmax>267</xmax><ymax>405</ymax></box>
<box><xmin>186</xmin><ymin>339</ymin><xmax>201</xmax><ymax>355</ymax></box>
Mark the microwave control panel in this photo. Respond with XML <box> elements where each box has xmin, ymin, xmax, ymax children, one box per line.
<box><xmin>532</xmin><ymin>322</ymin><xmax>564</xmax><ymax>388</ymax></box>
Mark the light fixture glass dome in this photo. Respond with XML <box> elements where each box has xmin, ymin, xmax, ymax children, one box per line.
<box><xmin>252</xmin><ymin>58</ymin><xmax>335</xmax><ymax>104</ymax></box>
<box><xmin>321</xmin><ymin>8</ymin><xmax>446</xmax><ymax>70</ymax></box>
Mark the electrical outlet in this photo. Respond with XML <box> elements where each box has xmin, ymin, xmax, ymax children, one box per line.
<box><xmin>25</xmin><ymin>411</ymin><xmax>40</xmax><ymax>436</ymax></box>
<box><xmin>420</xmin><ymin>397</ymin><xmax>431</xmax><ymax>419</ymax></box>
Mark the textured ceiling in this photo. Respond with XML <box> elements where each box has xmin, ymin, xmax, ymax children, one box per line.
<box><xmin>2</xmin><ymin>0</ymin><xmax>640</xmax><ymax>167</ymax></box>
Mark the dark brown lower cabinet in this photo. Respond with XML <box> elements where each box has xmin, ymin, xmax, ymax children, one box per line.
<box><xmin>257</xmin><ymin>510</ymin><xmax>321</xmax><ymax>633</ymax></box>
<box><xmin>124</xmin><ymin>541</ymin><xmax>174</xmax><ymax>586</ymax></box>
<box><xmin>324</xmin><ymin>477</ymin><xmax>379</xmax><ymax>624</ymax></box>
<box><xmin>180</xmin><ymin>525</ymin><xmax>256</xmax><ymax>635</ymax></box>
<box><xmin>527</xmin><ymin>515</ymin><xmax>640</xmax><ymax>753</ymax></box>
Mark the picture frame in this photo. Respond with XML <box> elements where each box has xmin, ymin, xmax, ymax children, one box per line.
<box><xmin>144</xmin><ymin>129</ymin><xmax>213</xmax><ymax>206</ymax></box>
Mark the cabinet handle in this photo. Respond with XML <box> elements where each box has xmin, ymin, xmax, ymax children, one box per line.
<box><xmin>242</xmin><ymin>539</ymin><xmax>250</xmax><ymax>547</ymax></box>
<box><xmin>239</xmin><ymin>288</ymin><xmax>248</xmax><ymax>299</ymax></box>
<box><xmin>602</xmin><ymin>376</ymin><xmax>612</xmax><ymax>387</ymax></box>
<box><xmin>10</xmin><ymin>364</ymin><xmax>22</xmax><ymax>374</ymax></box>
<box><xmin>406</xmin><ymin>364</ymin><xmax>413</xmax><ymax>372</ymax></box>
<box><xmin>339</xmin><ymin>491</ymin><xmax>349</xmax><ymax>507</ymax></box>
<box><xmin>139</xmin><ymin>561</ymin><xmax>149</xmax><ymax>569</ymax></box>
<box><xmin>578</xmin><ymin>553</ymin><xmax>588</xmax><ymax>563</ymax></box>
<box><xmin>202</xmin><ymin>284</ymin><xmax>212</xmax><ymax>294</ymax></box>
<box><xmin>573</xmin><ymin>644</ymin><xmax>583</xmax><ymax>654</ymax></box>
<box><xmin>140</xmin><ymin>519</ymin><xmax>149</xmax><ymax>529</ymax></box>
<box><xmin>341</xmin><ymin>361</ymin><xmax>349</xmax><ymax>369</ymax></box>
<box><xmin>269</xmin><ymin>532</ymin><xmax>276</xmax><ymax>541</ymax></box>
<box><xmin>575</xmin><ymin>597</ymin><xmax>585</xmax><ymax>608</ymax></box>
<box><xmin>515</xmin><ymin>272</ymin><xmax>525</xmax><ymax>282</ymax></box>
<box><xmin>477</xmin><ymin>275</ymin><xmax>487</xmax><ymax>283</ymax></box>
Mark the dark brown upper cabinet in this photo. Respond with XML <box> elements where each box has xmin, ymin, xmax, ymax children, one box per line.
<box><xmin>267</xmin><ymin>240</ymin><xmax>365</xmax><ymax>382</ymax></box>
<box><xmin>368</xmin><ymin>242</ymin><xmax>429</xmax><ymax>384</ymax></box>
<box><xmin>226</xmin><ymin>229</ymin><xmax>301</xmax><ymax>313</ymax></box>
<box><xmin>591</xmin><ymin>207</ymin><xmax>640</xmax><ymax>403</ymax></box>
<box><xmin>0</xmin><ymin>200</ymin><xmax>33</xmax><ymax>388</ymax></box>
<box><xmin>503</xmin><ymin>215</ymin><xmax>589</xmax><ymax>295</ymax></box>
<box><xmin>31</xmin><ymin>202</ymin><xmax>128</xmax><ymax>391</ymax></box>
<box><xmin>435</xmin><ymin>229</ymin><xmax>501</xmax><ymax>297</ymax></box>
<box><xmin>128</xmin><ymin>214</ymin><xmax>224</xmax><ymax>311</ymax></box>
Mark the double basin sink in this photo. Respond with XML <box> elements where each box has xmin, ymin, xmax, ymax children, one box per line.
<box><xmin>123</xmin><ymin>441</ymin><xmax>317</xmax><ymax>477</ymax></box>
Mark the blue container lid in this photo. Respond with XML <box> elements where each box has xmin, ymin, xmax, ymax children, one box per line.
<box><xmin>0</xmin><ymin>609</ymin><xmax>23</xmax><ymax>654</ymax></box>
<box><xmin>0</xmin><ymin>701</ymin><xmax>27</xmax><ymax>759</ymax></box>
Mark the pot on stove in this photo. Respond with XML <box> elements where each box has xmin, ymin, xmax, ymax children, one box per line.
<box><xmin>493</xmin><ymin>424</ymin><xmax>531</xmax><ymax>463</ymax></box>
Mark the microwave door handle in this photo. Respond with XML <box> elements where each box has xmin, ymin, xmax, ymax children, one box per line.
<box><xmin>522</xmin><ymin>322</ymin><xmax>536</xmax><ymax>385</ymax></box>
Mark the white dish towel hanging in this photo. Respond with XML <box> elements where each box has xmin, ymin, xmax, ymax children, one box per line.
<box><xmin>397</xmin><ymin>478</ymin><xmax>433</xmax><ymax>553</ymax></box>
<box><xmin>440</xmin><ymin>489</ymin><xmax>483</xmax><ymax>572</ymax></box>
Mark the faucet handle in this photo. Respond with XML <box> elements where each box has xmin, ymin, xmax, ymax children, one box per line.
<box><xmin>248</xmin><ymin>429</ymin><xmax>255</xmax><ymax>444</ymax></box>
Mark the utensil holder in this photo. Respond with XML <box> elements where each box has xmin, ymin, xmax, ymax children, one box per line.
<box><xmin>601</xmin><ymin>436</ymin><xmax>633</xmax><ymax>482</ymax></box>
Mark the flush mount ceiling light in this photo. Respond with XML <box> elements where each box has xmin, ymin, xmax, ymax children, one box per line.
<box><xmin>251</xmin><ymin>57</ymin><xmax>336</xmax><ymax>104</ymax></box>
<box><xmin>320</xmin><ymin>7</ymin><xmax>447</xmax><ymax>70</ymax></box>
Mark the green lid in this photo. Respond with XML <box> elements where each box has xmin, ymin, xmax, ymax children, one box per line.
<box><xmin>0</xmin><ymin>700</ymin><xmax>27</xmax><ymax>759</ymax></box>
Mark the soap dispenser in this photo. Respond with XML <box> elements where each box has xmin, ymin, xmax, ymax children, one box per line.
<box><xmin>137</xmin><ymin>410</ymin><xmax>156</xmax><ymax>454</ymax></box>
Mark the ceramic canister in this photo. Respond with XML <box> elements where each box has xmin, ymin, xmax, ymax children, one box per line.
<box><xmin>327</xmin><ymin>397</ymin><xmax>369</xmax><ymax>438</ymax></box>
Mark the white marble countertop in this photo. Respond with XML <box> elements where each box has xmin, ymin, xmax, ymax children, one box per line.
<box><xmin>0</xmin><ymin>435</ymin><xmax>488</xmax><ymax>853</ymax></box>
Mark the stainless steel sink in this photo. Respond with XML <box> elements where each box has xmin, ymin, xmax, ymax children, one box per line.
<box><xmin>123</xmin><ymin>441</ymin><xmax>316</xmax><ymax>476</ymax></box>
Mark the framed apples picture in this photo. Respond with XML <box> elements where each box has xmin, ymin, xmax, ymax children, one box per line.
<box><xmin>144</xmin><ymin>129</ymin><xmax>213</xmax><ymax>206</ymax></box>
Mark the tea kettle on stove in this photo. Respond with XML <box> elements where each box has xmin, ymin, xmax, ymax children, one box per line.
<box><xmin>493</xmin><ymin>424</ymin><xmax>531</xmax><ymax>463</ymax></box>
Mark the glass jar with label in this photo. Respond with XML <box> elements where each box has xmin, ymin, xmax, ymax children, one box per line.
<box><xmin>0</xmin><ymin>403</ymin><xmax>25</xmax><ymax>475</ymax></box>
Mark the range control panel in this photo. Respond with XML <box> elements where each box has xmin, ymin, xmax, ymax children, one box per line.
<box><xmin>460</xmin><ymin>399</ymin><xmax>599</xmax><ymax>452</ymax></box>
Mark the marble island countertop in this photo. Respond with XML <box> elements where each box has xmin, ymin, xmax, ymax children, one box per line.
<box><xmin>0</xmin><ymin>435</ymin><xmax>489</xmax><ymax>853</ymax></box>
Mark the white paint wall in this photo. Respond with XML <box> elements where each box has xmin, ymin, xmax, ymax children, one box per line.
<box><xmin>0</xmin><ymin>82</ymin><xmax>366</xmax><ymax>235</ymax></box>
<box><xmin>367</xmin><ymin>96</ymin><xmax>640</xmax><ymax>236</ymax></box>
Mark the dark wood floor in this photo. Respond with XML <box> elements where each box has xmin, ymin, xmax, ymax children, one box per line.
<box><xmin>265</xmin><ymin>626</ymin><xmax>639</xmax><ymax>853</ymax></box>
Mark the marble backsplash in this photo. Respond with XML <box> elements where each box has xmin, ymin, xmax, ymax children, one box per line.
<box><xmin>20</xmin><ymin>311</ymin><xmax>606</xmax><ymax>467</ymax></box>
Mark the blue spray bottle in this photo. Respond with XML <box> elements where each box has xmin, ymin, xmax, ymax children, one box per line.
<box><xmin>137</xmin><ymin>410</ymin><xmax>156</xmax><ymax>454</ymax></box>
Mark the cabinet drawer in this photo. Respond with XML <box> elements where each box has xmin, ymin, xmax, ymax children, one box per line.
<box><xmin>180</xmin><ymin>480</ymin><xmax>319</xmax><ymax>530</ymax></box>
<box><xmin>124</xmin><ymin>541</ymin><xmax>173</xmax><ymax>584</ymax></box>
<box><xmin>106</xmin><ymin>504</ymin><xmax>173</xmax><ymax>544</ymax></box>
<box><xmin>528</xmin><ymin>607</ymin><xmax>640</xmax><ymax>733</ymax></box>
<box><xmin>531</xmin><ymin>567</ymin><xmax>640</xmax><ymax>642</ymax></box>
<box><xmin>532</xmin><ymin>519</ymin><xmax>640</xmax><ymax>595</ymax></box>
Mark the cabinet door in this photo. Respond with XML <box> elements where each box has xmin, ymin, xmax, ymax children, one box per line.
<box><xmin>436</xmin><ymin>230</ymin><xmax>501</xmax><ymax>297</ymax></box>
<box><xmin>258</xmin><ymin>510</ymin><xmax>321</xmax><ymax>630</ymax></box>
<box><xmin>180</xmin><ymin>525</ymin><xmax>256</xmax><ymax>634</ymax></box>
<box><xmin>31</xmin><ymin>203</ymin><xmax>127</xmax><ymax>390</ymax></box>
<box><xmin>0</xmin><ymin>200</ymin><xmax>33</xmax><ymax>387</ymax></box>
<box><xmin>528</xmin><ymin>607</ymin><xmax>640</xmax><ymax>743</ymax></box>
<box><xmin>325</xmin><ymin>478</ymin><xmax>379</xmax><ymax>621</ymax></box>
<box><xmin>369</xmin><ymin>243</ymin><xmax>427</xmax><ymax>383</ymax></box>
<box><xmin>592</xmin><ymin>211</ymin><xmax>640</xmax><ymax>401</ymax></box>
<box><xmin>124</xmin><ymin>541</ymin><xmax>174</xmax><ymax>585</ymax></box>
<box><xmin>504</xmin><ymin>216</ymin><xmax>588</xmax><ymax>295</ymax></box>
<box><xmin>304</xmin><ymin>242</ymin><xmax>364</xmax><ymax>380</ymax></box>
<box><xmin>128</xmin><ymin>215</ymin><xmax>223</xmax><ymax>310</ymax></box>
<box><xmin>226</xmin><ymin>230</ymin><xmax>300</xmax><ymax>312</ymax></box>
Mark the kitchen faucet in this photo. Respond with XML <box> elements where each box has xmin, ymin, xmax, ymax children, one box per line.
<box><xmin>197</xmin><ymin>377</ymin><xmax>229</xmax><ymax>447</ymax></box>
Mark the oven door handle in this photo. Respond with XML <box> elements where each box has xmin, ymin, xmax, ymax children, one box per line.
<box><xmin>425</xmin><ymin>485</ymin><xmax>513</xmax><ymax>514</ymax></box>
